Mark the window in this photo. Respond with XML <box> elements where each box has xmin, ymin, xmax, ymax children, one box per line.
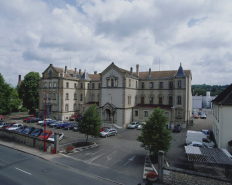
<box><xmin>98</xmin><ymin>94</ymin><xmax>100</xmax><ymax>102</ymax></box>
<box><xmin>80</xmin><ymin>94</ymin><xmax>83</xmax><ymax>101</ymax></box>
<box><xmin>53</xmin><ymin>105</ymin><xmax>56</xmax><ymax>111</ymax></box>
<box><xmin>107</xmin><ymin>79</ymin><xmax>110</xmax><ymax>86</ymax></box>
<box><xmin>53</xmin><ymin>93</ymin><xmax>56</xmax><ymax>100</ymax></box>
<box><xmin>44</xmin><ymin>83</ymin><xmax>47</xmax><ymax>88</ymax></box>
<box><xmin>169</xmin><ymin>96</ymin><xmax>173</xmax><ymax>105</ymax></box>
<box><xmin>177</xmin><ymin>96</ymin><xmax>181</xmax><ymax>105</ymax></box>
<box><xmin>88</xmin><ymin>83</ymin><xmax>89</xmax><ymax>89</ymax></box>
<box><xmin>49</xmin><ymin>82</ymin><xmax>52</xmax><ymax>88</ymax></box>
<box><xmin>92</xmin><ymin>94</ymin><xmax>94</xmax><ymax>101</ymax></box>
<box><xmin>136</xmin><ymin>81</ymin><xmax>138</xmax><ymax>88</ymax></box>
<box><xmin>74</xmin><ymin>93</ymin><xmax>77</xmax><ymax>100</ymax></box>
<box><xmin>74</xmin><ymin>83</ymin><xmax>76</xmax><ymax>88</ymax></box>
<box><xmin>144</xmin><ymin>111</ymin><xmax>148</xmax><ymax>117</ymax></box>
<box><xmin>65</xmin><ymin>104</ymin><xmax>68</xmax><ymax>112</ymax></box>
<box><xmin>129</xmin><ymin>79</ymin><xmax>131</xmax><ymax>87</ymax></box>
<box><xmin>150</xmin><ymin>82</ymin><xmax>153</xmax><ymax>89</ymax></box>
<box><xmin>178</xmin><ymin>80</ymin><xmax>181</xmax><ymax>88</ymax></box>
<box><xmin>149</xmin><ymin>96</ymin><xmax>153</xmax><ymax>104</ymax></box>
<box><xmin>92</xmin><ymin>83</ymin><xmax>95</xmax><ymax>89</ymax></box>
<box><xmin>141</xmin><ymin>96</ymin><xmax>144</xmax><ymax>104</ymax></box>
<box><xmin>128</xmin><ymin>96</ymin><xmax>131</xmax><ymax>105</ymax></box>
<box><xmin>81</xmin><ymin>83</ymin><xmax>83</xmax><ymax>88</ymax></box>
<box><xmin>159</xmin><ymin>82</ymin><xmax>163</xmax><ymax>89</ymax></box>
<box><xmin>159</xmin><ymin>96</ymin><xmax>163</xmax><ymax>104</ymax></box>
<box><xmin>115</xmin><ymin>79</ymin><xmax>118</xmax><ymax>86</ymax></box>
<box><xmin>48</xmin><ymin>93</ymin><xmax>51</xmax><ymax>100</ymax></box>
<box><xmin>169</xmin><ymin>82</ymin><xmax>173</xmax><ymax>89</ymax></box>
<box><xmin>74</xmin><ymin>104</ymin><xmax>76</xmax><ymax>111</ymax></box>
<box><xmin>177</xmin><ymin>110</ymin><xmax>181</xmax><ymax>117</ymax></box>
<box><xmin>135</xmin><ymin>110</ymin><xmax>138</xmax><ymax>116</ymax></box>
<box><xmin>98</xmin><ymin>83</ymin><xmax>101</xmax><ymax>88</ymax></box>
<box><xmin>49</xmin><ymin>71</ymin><xmax>52</xmax><ymax>78</ymax></box>
<box><xmin>111</xmin><ymin>79</ymin><xmax>114</xmax><ymax>87</ymax></box>
<box><xmin>66</xmin><ymin>82</ymin><xmax>69</xmax><ymax>88</ymax></box>
<box><xmin>66</xmin><ymin>93</ymin><xmax>69</xmax><ymax>100</ymax></box>
<box><xmin>53</xmin><ymin>82</ymin><xmax>56</xmax><ymax>88</ymax></box>
<box><xmin>141</xmin><ymin>82</ymin><xmax>144</xmax><ymax>89</ymax></box>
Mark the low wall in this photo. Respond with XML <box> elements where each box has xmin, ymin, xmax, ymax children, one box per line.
<box><xmin>163</xmin><ymin>166</ymin><xmax>232</xmax><ymax>185</ymax></box>
<box><xmin>0</xmin><ymin>129</ymin><xmax>53</xmax><ymax>151</ymax></box>
<box><xmin>10</xmin><ymin>112</ymin><xmax>29</xmax><ymax>116</ymax></box>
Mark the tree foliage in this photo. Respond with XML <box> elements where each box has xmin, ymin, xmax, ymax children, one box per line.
<box><xmin>77</xmin><ymin>104</ymin><xmax>102</xmax><ymax>143</ymax></box>
<box><xmin>137</xmin><ymin>108</ymin><xmax>172</xmax><ymax>156</ymax></box>
<box><xmin>18</xmin><ymin>72</ymin><xmax>40</xmax><ymax>113</ymax></box>
<box><xmin>192</xmin><ymin>84</ymin><xmax>229</xmax><ymax>96</ymax></box>
<box><xmin>0</xmin><ymin>74</ymin><xmax>12</xmax><ymax>114</ymax></box>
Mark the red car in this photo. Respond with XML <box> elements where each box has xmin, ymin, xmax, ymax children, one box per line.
<box><xmin>2</xmin><ymin>123</ymin><xmax>16</xmax><ymax>129</ymax></box>
<box><xmin>0</xmin><ymin>115</ymin><xmax>4</xmax><ymax>120</ymax></box>
<box><xmin>23</xmin><ymin>116</ymin><xmax>36</xmax><ymax>122</ymax></box>
<box><xmin>193</xmin><ymin>113</ymin><xmax>199</xmax><ymax>119</ymax></box>
<box><xmin>100</xmin><ymin>126</ymin><xmax>105</xmax><ymax>132</ymax></box>
<box><xmin>39</xmin><ymin>131</ymin><xmax>53</xmax><ymax>140</ymax></box>
<box><xmin>69</xmin><ymin>114</ymin><xmax>80</xmax><ymax>121</ymax></box>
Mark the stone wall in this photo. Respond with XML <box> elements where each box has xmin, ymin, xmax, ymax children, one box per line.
<box><xmin>10</xmin><ymin>112</ymin><xmax>29</xmax><ymax>116</ymax></box>
<box><xmin>0</xmin><ymin>129</ymin><xmax>53</xmax><ymax>151</ymax></box>
<box><xmin>163</xmin><ymin>166</ymin><xmax>232</xmax><ymax>185</ymax></box>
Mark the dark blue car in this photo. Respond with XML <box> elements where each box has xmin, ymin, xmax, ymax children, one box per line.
<box><xmin>26</xmin><ymin>118</ymin><xmax>42</xmax><ymax>123</ymax></box>
<box><xmin>41</xmin><ymin>120</ymin><xmax>57</xmax><ymax>126</ymax></box>
<box><xmin>56</xmin><ymin>122</ymin><xmax>70</xmax><ymax>129</ymax></box>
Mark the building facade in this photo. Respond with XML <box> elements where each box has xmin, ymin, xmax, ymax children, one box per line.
<box><xmin>212</xmin><ymin>84</ymin><xmax>232</xmax><ymax>153</ymax></box>
<box><xmin>39</xmin><ymin>63</ymin><xmax>192</xmax><ymax>129</ymax></box>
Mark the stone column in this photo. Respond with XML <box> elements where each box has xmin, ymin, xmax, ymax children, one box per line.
<box><xmin>54</xmin><ymin>132</ymin><xmax>60</xmax><ymax>154</ymax></box>
<box><xmin>158</xmin><ymin>150</ymin><xmax>164</xmax><ymax>183</ymax></box>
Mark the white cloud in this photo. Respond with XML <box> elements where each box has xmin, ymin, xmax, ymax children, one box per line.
<box><xmin>0</xmin><ymin>0</ymin><xmax>232</xmax><ymax>87</ymax></box>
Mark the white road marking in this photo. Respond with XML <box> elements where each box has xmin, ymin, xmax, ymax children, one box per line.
<box><xmin>109</xmin><ymin>150</ymin><xmax>131</xmax><ymax>167</ymax></box>
<box><xmin>107</xmin><ymin>151</ymin><xmax>117</xmax><ymax>161</ymax></box>
<box><xmin>85</xmin><ymin>149</ymin><xmax>104</xmax><ymax>156</ymax></box>
<box><xmin>123</xmin><ymin>155</ymin><xmax>136</xmax><ymax>166</ymax></box>
<box><xmin>15</xmin><ymin>167</ymin><xmax>32</xmax><ymax>175</ymax></box>
<box><xmin>85</xmin><ymin>153</ymin><xmax>106</xmax><ymax>163</ymax></box>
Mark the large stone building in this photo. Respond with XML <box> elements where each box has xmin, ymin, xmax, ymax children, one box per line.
<box><xmin>39</xmin><ymin>62</ymin><xmax>192</xmax><ymax>129</ymax></box>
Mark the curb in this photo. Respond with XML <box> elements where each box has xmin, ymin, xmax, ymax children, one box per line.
<box><xmin>60</xmin><ymin>142</ymin><xmax>99</xmax><ymax>154</ymax></box>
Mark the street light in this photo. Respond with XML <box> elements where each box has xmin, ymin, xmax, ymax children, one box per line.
<box><xmin>42</xmin><ymin>92</ymin><xmax>47</xmax><ymax>152</ymax></box>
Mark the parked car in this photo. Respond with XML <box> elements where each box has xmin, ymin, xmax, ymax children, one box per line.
<box><xmin>30</xmin><ymin>128</ymin><xmax>43</xmax><ymax>137</ymax></box>
<box><xmin>7</xmin><ymin>123</ymin><xmax>23</xmax><ymax>131</ymax></box>
<box><xmin>100</xmin><ymin>128</ymin><xmax>117</xmax><ymax>137</ymax></box>
<box><xmin>41</xmin><ymin>120</ymin><xmax>57</xmax><ymax>126</ymax></box>
<box><xmin>15</xmin><ymin>126</ymin><xmax>28</xmax><ymax>132</ymax></box>
<box><xmin>26</xmin><ymin>118</ymin><xmax>42</xmax><ymax>123</ymax></box>
<box><xmin>21</xmin><ymin>127</ymin><xmax>36</xmax><ymax>134</ymax></box>
<box><xmin>49</xmin><ymin>121</ymin><xmax>63</xmax><ymax>128</ymax></box>
<box><xmin>172</xmin><ymin>125</ymin><xmax>182</xmax><ymax>133</ymax></box>
<box><xmin>201</xmin><ymin>129</ymin><xmax>210</xmax><ymax>136</ymax></box>
<box><xmin>99</xmin><ymin>126</ymin><xmax>105</xmax><ymax>132</ymax></box>
<box><xmin>193</xmin><ymin>113</ymin><xmax>199</xmax><ymax>119</ymax></box>
<box><xmin>63</xmin><ymin>123</ymin><xmax>78</xmax><ymax>130</ymax></box>
<box><xmin>73</xmin><ymin>126</ymin><xmax>78</xmax><ymax>132</ymax></box>
<box><xmin>47</xmin><ymin>133</ymin><xmax>64</xmax><ymax>142</ymax></box>
<box><xmin>199</xmin><ymin>113</ymin><xmax>207</xmax><ymax>119</ymax></box>
<box><xmin>38</xmin><ymin>118</ymin><xmax>52</xmax><ymax>125</ymax></box>
<box><xmin>23</xmin><ymin>116</ymin><xmax>36</xmax><ymax>122</ymax></box>
<box><xmin>137</xmin><ymin>122</ymin><xmax>146</xmax><ymax>130</ymax></box>
<box><xmin>2</xmin><ymin>123</ymin><xmax>16</xmax><ymax>129</ymax></box>
<box><xmin>0</xmin><ymin>115</ymin><xmax>5</xmax><ymax>120</ymax></box>
<box><xmin>127</xmin><ymin>121</ymin><xmax>140</xmax><ymax>129</ymax></box>
<box><xmin>56</xmin><ymin>122</ymin><xmax>70</xmax><ymax>129</ymax></box>
<box><xmin>69</xmin><ymin>114</ymin><xmax>80</xmax><ymax>121</ymax></box>
<box><xmin>39</xmin><ymin>131</ymin><xmax>53</xmax><ymax>140</ymax></box>
<box><xmin>0</xmin><ymin>122</ymin><xmax>8</xmax><ymax>128</ymax></box>
<box><xmin>187</xmin><ymin>141</ymin><xmax>209</xmax><ymax>148</ymax></box>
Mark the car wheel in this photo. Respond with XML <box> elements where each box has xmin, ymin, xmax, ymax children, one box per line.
<box><xmin>114</xmin><ymin>132</ymin><xmax>117</xmax><ymax>136</ymax></box>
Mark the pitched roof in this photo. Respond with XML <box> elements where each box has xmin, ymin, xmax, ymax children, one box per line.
<box><xmin>88</xmin><ymin>74</ymin><xmax>100</xmax><ymax>80</ymax></box>
<box><xmin>138</xmin><ymin>70</ymin><xmax>190</xmax><ymax>79</ymax></box>
<box><xmin>174</xmin><ymin>63</ymin><xmax>186</xmax><ymax>77</ymax></box>
<box><xmin>212</xmin><ymin>84</ymin><xmax>232</xmax><ymax>105</ymax></box>
<box><xmin>79</xmin><ymin>70</ymin><xmax>91</xmax><ymax>81</ymax></box>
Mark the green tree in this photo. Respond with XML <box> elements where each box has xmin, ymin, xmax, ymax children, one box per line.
<box><xmin>78</xmin><ymin>104</ymin><xmax>102</xmax><ymax>143</ymax></box>
<box><xmin>10</xmin><ymin>89</ymin><xmax>22</xmax><ymax>112</ymax></box>
<box><xmin>137</xmin><ymin>108</ymin><xmax>172</xmax><ymax>156</ymax></box>
<box><xmin>18</xmin><ymin>72</ymin><xmax>40</xmax><ymax>113</ymax></box>
<box><xmin>0</xmin><ymin>74</ymin><xmax>14</xmax><ymax>114</ymax></box>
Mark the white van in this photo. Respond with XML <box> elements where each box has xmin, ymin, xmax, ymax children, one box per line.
<box><xmin>186</xmin><ymin>130</ymin><xmax>215</xmax><ymax>148</ymax></box>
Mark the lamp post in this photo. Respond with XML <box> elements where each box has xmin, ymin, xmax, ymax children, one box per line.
<box><xmin>42</xmin><ymin>92</ymin><xmax>47</xmax><ymax>152</ymax></box>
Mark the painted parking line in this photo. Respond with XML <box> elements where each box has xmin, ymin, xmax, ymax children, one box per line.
<box><xmin>107</xmin><ymin>151</ymin><xmax>117</xmax><ymax>161</ymax></box>
<box><xmin>109</xmin><ymin>150</ymin><xmax>131</xmax><ymax>167</ymax></box>
<box><xmin>15</xmin><ymin>167</ymin><xmax>32</xmax><ymax>175</ymax></box>
<box><xmin>123</xmin><ymin>155</ymin><xmax>136</xmax><ymax>166</ymax></box>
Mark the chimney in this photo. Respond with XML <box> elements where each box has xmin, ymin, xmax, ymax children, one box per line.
<box><xmin>75</xmin><ymin>68</ymin><xmax>77</xmax><ymax>75</ymax></box>
<box><xmin>18</xmin><ymin>75</ymin><xmax>21</xmax><ymax>87</ymax></box>
<box><xmin>94</xmin><ymin>71</ymin><xmax>97</xmax><ymax>74</ymax></box>
<box><xmin>130</xmin><ymin>67</ymin><xmax>133</xmax><ymax>76</ymax></box>
<box><xmin>79</xmin><ymin>69</ymin><xmax>81</xmax><ymax>74</ymax></box>
<box><xmin>136</xmin><ymin>64</ymin><xmax>139</xmax><ymax>77</ymax></box>
<box><xmin>65</xmin><ymin>66</ymin><xmax>67</xmax><ymax>74</ymax></box>
<box><xmin>149</xmin><ymin>68</ymin><xmax>151</xmax><ymax>78</ymax></box>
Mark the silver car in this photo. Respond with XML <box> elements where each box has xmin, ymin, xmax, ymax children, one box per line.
<box><xmin>100</xmin><ymin>128</ymin><xmax>117</xmax><ymax>137</ymax></box>
<box><xmin>127</xmin><ymin>121</ymin><xmax>140</xmax><ymax>129</ymax></box>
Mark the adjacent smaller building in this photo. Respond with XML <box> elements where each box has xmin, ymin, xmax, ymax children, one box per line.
<box><xmin>212</xmin><ymin>84</ymin><xmax>232</xmax><ymax>153</ymax></box>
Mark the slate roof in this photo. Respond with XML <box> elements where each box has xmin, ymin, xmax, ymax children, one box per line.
<box><xmin>212</xmin><ymin>84</ymin><xmax>232</xmax><ymax>105</ymax></box>
<box><xmin>79</xmin><ymin>70</ymin><xmax>91</xmax><ymax>81</ymax></box>
<box><xmin>174</xmin><ymin>63</ymin><xmax>186</xmax><ymax>77</ymax></box>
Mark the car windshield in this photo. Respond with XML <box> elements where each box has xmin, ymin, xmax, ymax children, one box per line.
<box><xmin>49</xmin><ymin>134</ymin><xmax>55</xmax><ymax>138</ymax></box>
<box><xmin>131</xmin><ymin>123</ymin><xmax>135</xmax><ymax>125</ymax></box>
<box><xmin>12</xmin><ymin>125</ymin><xmax>18</xmax><ymax>127</ymax></box>
<box><xmin>104</xmin><ymin>129</ymin><xmax>109</xmax><ymax>132</ymax></box>
<box><xmin>32</xmin><ymin>129</ymin><xmax>40</xmax><ymax>134</ymax></box>
<box><xmin>41</xmin><ymin>133</ymin><xmax>50</xmax><ymax>136</ymax></box>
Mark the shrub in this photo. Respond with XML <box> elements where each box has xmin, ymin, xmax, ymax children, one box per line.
<box><xmin>66</xmin><ymin>146</ymin><xmax>74</xmax><ymax>151</ymax></box>
<box><xmin>146</xmin><ymin>172</ymin><xmax>158</xmax><ymax>179</ymax></box>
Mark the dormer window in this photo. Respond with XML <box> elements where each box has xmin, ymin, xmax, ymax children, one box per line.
<box><xmin>49</xmin><ymin>71</ymin><xmax>52</xmax><ymax>78</ymax></box>
<box><xmin>111</xmin><ymin>79</ymin><xmax>114</xmax><ymax>87</ymax></box>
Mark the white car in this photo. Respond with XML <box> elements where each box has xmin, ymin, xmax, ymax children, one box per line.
<box><xmin>127</xmin><ymin>121</ymin><xmax>140</xmax><ymax>129</ymax></box>
<box><xmin>7</xmin><ymin>123</ymin><xmax>23</xmax><ymax>130</ymax></box>
<box><xmin>100</xmin><ymin>128</ymin><xmax>117</xmax><ymax>137</ymax></box>
<box><xmin>38</xmin><ymin>118</ymin><xmax>52</xmax><ymax>125</ymax></box>
<box><xmin>47</xmin><ymin>133</ymin><xmax>64</xmax><ymax>142</ymax></box>
<box><xmin>137</xmin><ymin>122</ymin><xmax>146</xmax><ymax>130</ymax></box>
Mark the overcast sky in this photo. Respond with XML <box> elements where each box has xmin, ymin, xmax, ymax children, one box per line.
<box><xmin>1</xmin><ymin>0</ymin><xmax>232</xmax><ymax>87</ymax></box>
